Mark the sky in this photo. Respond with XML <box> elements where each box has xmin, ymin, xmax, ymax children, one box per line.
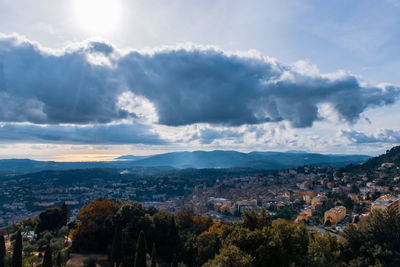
<box><xmin>0</xmin><ymin>0</ymin><xmax>400</xmax><ymax>161</ymax></box>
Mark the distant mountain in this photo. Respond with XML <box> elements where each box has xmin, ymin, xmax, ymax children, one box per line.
<box><xmin>115</xmin><ymin>155</ymin><xmax>150</xmax><ymax>160</ymax></box>
<box><xmin>0</xmin><ymin>150</ymin><xmax>371</xmax><ymax>175</ymax></box>
<box><xmin>0</xmin><ymin>159</ymin><xmax>139</xmax><ymax>175</ymax></box>
<box><xmin>123</xmin><ymin>150</ymin><xmax>371</xmax><ymax>169</ymax></box>
<box><xmin>285</xmin><ymin>150</ymin><xmax>308</xmax><ymax>154</ymax></box>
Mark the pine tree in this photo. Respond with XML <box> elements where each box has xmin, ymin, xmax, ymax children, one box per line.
<box><xmin>42</xmin><ymin>244</ymin><xmax>52</xmax><ymax>267</ymax></box>
<box><xmin>111</xmin><ymin>222</ymin><xmax>123</xmax><ymax>267</ymax></box>
<box><xmin>134</xmin><ymin>231</ymin><xmax>147</xmax><ymax>267</ymax></box>
<box><xmin>12</xmin><ymin>230</ymin><xmax>22</xmax><ymax>267</ymax></box>
<box><xmin>56</xmin><ymin>251</ymin><xmax>62</xmax><ymax>267</ymax></box>
<box><xmin>170</xmin><ymin>254</ymin><xmax>177</xmax><ymax>267</ymax></box>
<box><xmin>0</xmin><ymin>235</ymin><xmax>6</xmax><ymax>267</ymax></box>
<box><xmin>150</xmin><ymin>243</ymin><xmax>157</xmax><ymax>267</ymax></box>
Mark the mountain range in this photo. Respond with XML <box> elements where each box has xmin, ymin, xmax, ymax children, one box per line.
<box><xmin>0</xmin><ymin>150</ymin><xmax>370</xmax><ymax>174</ymax></box>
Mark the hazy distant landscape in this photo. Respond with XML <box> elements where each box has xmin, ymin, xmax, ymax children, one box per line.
<box><xmin>0</xmin><ymin>150</ymin><xmax>370</xmax><ymax>175</ymax></box>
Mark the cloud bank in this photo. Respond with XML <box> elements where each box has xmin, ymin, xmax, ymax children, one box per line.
<box><xmin>1</xmin><ymin>34</ymin><xmax>398</xmax><ymax>129</ymax></box>
<box><xmin>0</xmin><ymin>34</ymin><xmax>399</xmax><ymax>147</ymax></box>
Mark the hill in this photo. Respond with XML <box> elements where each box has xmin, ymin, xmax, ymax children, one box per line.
<box><xmin>0</xmin><ymin>150</ymin><xmax>370</xmax><ymax>174</ymax></box>
<box><xmin>344</xmin><ymin>145</ymin><xmax>400</xmax><ymax>174</ymax></box>
<box><xmin>125</xmin><ymin>150</ymin><xmax>370</xmax><ymax>169</ymax></box>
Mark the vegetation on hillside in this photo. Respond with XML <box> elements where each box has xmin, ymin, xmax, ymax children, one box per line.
<box><xmin>2</xmin><ymin>198</ymin><xmax>400</xmax><ymax>267</ymax></box>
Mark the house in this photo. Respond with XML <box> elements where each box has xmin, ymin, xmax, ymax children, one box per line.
<box><xmin>324</xmin><ymin>206</ymin><xmax>346</xmax><ymax>225</ymax></box>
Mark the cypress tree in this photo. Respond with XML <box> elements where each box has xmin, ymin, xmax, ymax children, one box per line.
<box><xmin>12</xmin><ymin>230</ymin><xmax>22</xmax><ymax>267</ymax></box>
<box><xmin>111</xmin><ymin>222</ymin><xmax>123</xmax><ymax>267</ymax></box>
<box><xmin>134</xmin><ymin>231</ymin><xmax>146</xmax><ymax>267</ymax></box>
<box><xmin>61</xmin><ymin>203</ymin><xmax>68</xmax><ymax>226</ymax></box>
<box><xmin>0</xmin><ymin>235</ymin><xmax>6</xmax><ymax>267</ymax></box>
<box><xmin>42</xmin><ymin>244</ymin><xmax>52</xmax><ymax>267</ymax></box>
<box><xmin>170</xmin><ymin>254</ymin><xmax>177</xmax><ymax>267</ymax></box>
<box><xmin>56</xmin><ymin>251</ymin><xmax>62</xmax><ymax>267</ymax></box>
<box><xmin>150</xmin><ymin>243</ymin><xmax>157</xmax><ymax>267</ymax></box>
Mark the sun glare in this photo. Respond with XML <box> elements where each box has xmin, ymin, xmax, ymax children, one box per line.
<box><xmin>74</xmin><ymin>0</ymin><xmax>121</xmax><ymax>34</ymax></box>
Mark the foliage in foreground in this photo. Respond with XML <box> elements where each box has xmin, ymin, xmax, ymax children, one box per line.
<box><xmin>68</xmin><ymin>199</ymin><xmax>400</xmax><ymax>267</ymax></box>
<box><xmin>5</xmin><ymin>198</ymin><xmax>400</xmax><ymax>267</ymax></box>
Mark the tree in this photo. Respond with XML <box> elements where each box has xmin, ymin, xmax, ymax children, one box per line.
<box><xmin>344</xmin><ymin>197</ymin><xmax>354</xmax><ymax>210</ymax></box>
<box><xmin>150</xmin><ymin>243</ymin><xmax>157</xmax><ymax>267</ymax></box>
<box><xmin>308</xmin><ymin>231</ymin><xmax>342</xmax><ymax>267</ymax></box>
<box><xmin>203</xmin><ymin>245</ymin><xmax>252</xmax><ymax>267</ymax></box>
<box><xmin>242</xmin><ymin>209</ymin><xmax>272</xmax><ymax>231</ymax></box>
<box><xmin>12</xmin><ymin>230</ymin><xmax>22</xmax><ymax>267</ymax></box>
<box><xmin>56</xmin><ymin>251</ymin><xmax>62</xmax><ymax>267</ymax></box>
<box><xmin>42</xmin><ymin>244</ymin><xmax>52</xmax><ymax>267</ymax></box>
<box><xmin>148</xmin><ymin>211</ymin><xmax>178</xmax><ymax>262</ymax></box>
<box><xmin>61</xmin><ymin>203</ymin><xmax>69</xmax><ymax>226</ymax></box>
<box><xmin>114</xmin><ymin>203</ymin><xmax>152</xmax><ymax>260</ymax></box>
<box><xmin>111</xmin><ymin>222</ymin><xmax>123</xmax><ymax>267</ymax></box>
<box><xmin>342</xmin><ymin>208</ymin><xmax>400</xmax><ymax>266</ymax></box>
<box><xmin>196</xmin><ymin>231</ymin><xmax>220</xmax><ymax>265</ymax></box>
<box><xmin>71</xmin><ymin>199</ymin><xmax>120</xmax><ymax>253</ymax></box>
<box><xmin>0</xmin><ymin>235</ymin><xmax>5</xmax><ymax>267</ymax></box>
<box><xmin>350</xmin><ymin>184</ymin><xmax>360</xmax><ymax>194</ymax></box>
<box><xmin>134</xmin><ymin>231</ymin><xmax>147</xmax><ymax>267</ymax></box>
<box><xmin>170</xmin><ymin>253</ymin><xmax>177</xmax><ymax>267</ymax></box>
<box><xmin>36</xmin><ymin>206</ymin><xmax>66</xmax><ymax>234</ymax></box>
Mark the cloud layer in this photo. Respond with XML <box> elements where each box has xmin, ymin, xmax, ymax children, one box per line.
<box><xmin>0</xmin><ymin>123</ymin><xmax>165</xmax><ymax>144</ymax></box>
<box><xmin>1</xmin><ymin>34</ymin><xmax>399</xmax><ymax>129</ymax></box>
<box><xmin>340</xmin><ymin>129</ymin><xmax>400</xmax><ymax>144</ymax></box>
<box><xmin>0</xmin><ymin>34</ymin><xmax>400</xmax><ymax>147</ymax></box>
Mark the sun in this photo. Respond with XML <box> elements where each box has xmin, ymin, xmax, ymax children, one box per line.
<box><xmin>74</xmin><ymin>0</ymin><xmax>122</xmax><ymax>34</ymax></box>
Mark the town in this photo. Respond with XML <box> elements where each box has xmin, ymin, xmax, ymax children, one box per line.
<box><xmin>2</xmin><ymin>148</ymin><xmax>400</xmax><ymax>233</ymax></box>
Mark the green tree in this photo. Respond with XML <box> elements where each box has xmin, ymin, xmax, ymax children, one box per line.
<box><xmin>36</xmin><ymin>206</ymin><xmax>66</xmax><ymax>234</ymax></box>
<box><xmin>12</xmin><ymin>230</ymin><xmax>22</xmax><ymax>267</ymax></box>
<box><xmin>350</xmin><ymin>184</ymin><xmax>360</xmax><ymax>194</ymax></box>
<box><xmin>308</xmin><ymin>231</ymin><xmax>341</xmax><ymax>267</ymax></box>
<box><xmin>150</xmin><ymin>243</ymin><xmax>157</xmax><ymax>267</ymax></box>
<box><xmin>134</xmin><ymin>231</ymin><xmax>147</xmax><ymax>267</ymax></box>
<box><xmin>148</xmin><ymin>211</ymin><xmax>178</xmax><ymax>262</ymax></box>
<box><xmin>344</xmin><ymin>197</ymin><xmax>354</xmax><ymax>211</ymax></box>
<box><xmin>0</xmin><ymin>235</ymin><xmax>6</xmax><ymax>267</ymax></box>
<box><xmin>56</xmin><ymin>251</ymin><xmax>62</xmax><ymax>267</ymax></box>
<box><xmin>61</xmin><ymin>203</ymin><xmax>69</xmax><ymax>226</ymax></box>
<box><xmin>242</xmin><ymin>209</ymin><xmax>272</xmax><ymax>231</ymax></box>
<box><xmin>43</xmin><ymin>244</ymin><xmax>52</xmax><ymax>267</ymax></box>
<box><xmin>114</xmin><ymin>203</ymin><xmax>151</xmax><ymax>260</ymax></box>
<box><xmin>342</xmin><ymin>208</ymin><xmax>400</xmax><ymax>266</ymax></box>
<box><xmin>203</xmin><ymin>245</ymin><xmax>252</xmax><ymax>267</ymax></box>
<box><xmin>196</xmin><ymin>231</ymin><xmax>220</xmax><ymax>265</ymax></box>
<box><xmin>170</xmin><ymin>253</ymin><xmax>177</xmax><ymax>267</ymax></box>
<box><xmin>0</xmin><ymin>235</ymin><xmax>5</xmax><ymax>267</ymax></box>
<box><xmin>111</xmin><ymin>222</ymin><xmax>123</xmax><ymax>267</ymax></box>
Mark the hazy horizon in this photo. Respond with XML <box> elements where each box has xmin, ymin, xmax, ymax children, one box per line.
<box><xmin>0</xmin><ymin>148</ymin><xmax>377</xmax><ymax>162</ymax></box>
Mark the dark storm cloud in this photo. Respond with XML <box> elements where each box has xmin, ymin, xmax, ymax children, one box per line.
<box><xmin>0</xmin><ymin>36</ymin><xmax>128</xmax><ymax>124</ymax></box>
<box><xmin>0</xmin><ymin>34</ymin><xmax>399</xmax><ymax>129</ymax></box>
<box><xmin>0</xmin><ymin>123</ymin><xmax>166</xmax><ymax>144</ymax></box>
